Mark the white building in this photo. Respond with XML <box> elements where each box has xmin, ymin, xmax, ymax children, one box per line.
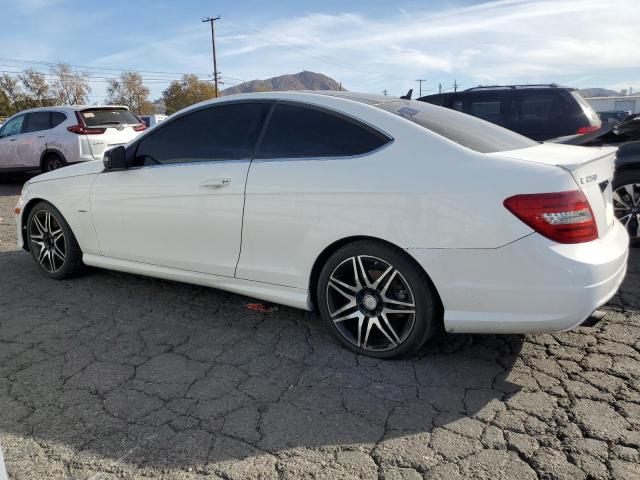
<box><xmin>585</xmin><ymin>95</ymin><xmax>640</xmax><ymax>114</ymax></box>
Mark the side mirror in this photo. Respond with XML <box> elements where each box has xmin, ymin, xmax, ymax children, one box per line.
<box><xmin>104</xmin><ymin>145</ymin><xmax>126</xmax><ymax>170</ymax></box>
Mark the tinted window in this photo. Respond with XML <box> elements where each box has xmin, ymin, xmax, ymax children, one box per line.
<box><xmin>463</xmin><ymin>93</ymin><xmax>510</xmax><ymax>127</ymax></box>
<box><xmin>25</xmin><ymin>112</ymin><xmax>51</xmax><ymax>133</ymax></box>
<box><xmin>81</xmin><ymin>108</ymin><xmax>140</xmax><ymax>127</ymax></box>
<box><xmin>512</xmin><ymin>91</ymin><xmax>566</xmax><ymax>123</ymax></box>
<box><xmin>51</xmin><ymin>112</ymin><xmax>66</xmax><ymax>128</ymax></box>
<box><xmin>133</xmin><ymin>102</ymin><xmax>270</xmax><ymax>166</ymax></box>
<box><xmin>0</xmin><ymin>115</ymin><xmax>24</xmax><ymax>137</ymax></box>
<box><xmin>257</xmin><ymin>103</ymin><xmax>390</xmax><ymax>159</ymax></box>
<box><xmin>375</xmin><ymin>100</ymin><xmax>537</xmax><ymax>153</ymax></box>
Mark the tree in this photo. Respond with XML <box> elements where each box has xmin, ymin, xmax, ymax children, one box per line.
<box><xmin>0</xmin><ymin>74</ymin><xmax>22</xmax><ymax>116</ymax></box>
<box><xmin>162</xmin><ymin>74</ymin><xmax>216</xmax><ymax>114</ymax></box>
<box><xmin>106</xmin><ymin>71</ymin><xmax>154</xmax><ymax>114</ymax></box>
<box><xmin>50</xmin><ymin>63</ymin><xmax>91</xmax><ymax>105</ymax></box>
<box><xmin>19</xmin><ymin>69</ymin><xmax>54</xmax><ymax>108</ymax></box>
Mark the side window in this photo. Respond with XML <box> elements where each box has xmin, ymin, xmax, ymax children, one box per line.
<box><xmin>465</xmin><ymin>93</ymin><xmax>508</xmax><ymax>126</ymax></box>
<box><xmin>25</xmin><ymin>112</ymin><xmax>51</xmax><ymax>133</ymax></box>
<box><xmin>512</xmin><ymin>91</ymin><xmax>567</xmax><ymax>123</ymax></box>
<box><xmin>0</xmin><ymin>115</ymin><xmax>25</xmax><ymax>138</ymax></box>
<box><xmin>133</xmin><ymin>102</ymin><xmax>271</xmax><ymax>167</ymax></box>
<box><xmin>257</xmin><ymin>103</ymin><xmax>390</xmax><ymax>159</ymax></box>
<box><xmin>51</xmin><ymin>112</ymin><xmax>67</xmax><ymax>128</ymax></box>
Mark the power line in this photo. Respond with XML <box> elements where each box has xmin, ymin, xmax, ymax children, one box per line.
<box><xmin>0</xmin><ymin>57</ymin><xmax>213</xmax><ymax>78</ymax></box>
<box><xmin>415</xmin><ymin>79</ymin><xmax>426</xmax><ymax>97</ymax></box>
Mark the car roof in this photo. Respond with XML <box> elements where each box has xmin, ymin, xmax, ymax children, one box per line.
<box><xmin>10</xmin><ymin>105</ymin><xmax>130</xmax><ymax>115</ymax></box>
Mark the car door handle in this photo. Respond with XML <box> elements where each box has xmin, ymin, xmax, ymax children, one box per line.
<box><xmin>9</xmin><ymin>138</ymin><xmax>16</xmax><ymax>142</ymax></box>
<box><xmin>200</xmin><ymin>177</ymin><xmax>231</xmax><ymax>189</ymax></box>
<box><xmin>37</xmin><ymin>135</ymin><xmax>45</xmax><ymax>138</ymax></box>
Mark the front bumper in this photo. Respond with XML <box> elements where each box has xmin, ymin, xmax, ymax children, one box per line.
<box><xmin>408</xmin><ymin>221</ymin><xmax>629</xmax><ymax>334</ymax></box>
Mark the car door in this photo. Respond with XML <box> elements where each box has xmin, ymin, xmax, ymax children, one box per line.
<box><xmin>0</xmin><ymin>114</ymin><xmax>26</xmax><ymax>169</ymax></box>
<box><xmin>19</xmin><ymin>111</ymin><xmax>51</xmax><ymax>169</ymax></box>
<box><xmin>90</xmin><ymin>101</ymin><xmax>271</xmax><ymax>277</ymax></box>
<box><xmin>236</xmin><ymin>101</ymin><xmax>392</xmax><ymax>288</ymax></box>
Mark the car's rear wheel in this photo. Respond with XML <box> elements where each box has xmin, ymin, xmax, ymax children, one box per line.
<box><xmin>612</xmin><ymin>171</ymin><xmax>640</xmax><ymax>246</ymax></box>
<box><xmin>317</xmin><ymin>240</ymin><xmax>439</xmax><ymax>358</ymax></box>
<box><xmin>27</xmin><ymin>202</ymin><xmax>83</xmax><ymax>279</ymax></box>
<box><xmin>42</xmin><ymin>153</ymin><xmax>66</xmax><ymax>172</ymax></box>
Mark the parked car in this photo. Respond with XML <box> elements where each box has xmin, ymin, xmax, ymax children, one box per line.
<box><xmin>614</xmin><ymin>113</ymin><xmax>640</xmax><ymax>141</ymax></box>
<box><xmin>139</xmin><ymin>114</ymin><xmax>168</xmax><ymax>128</ymax></box>
<box><xmin>598</xmin><ymin>110</ymin><xmax>631</xmax><ymax>126</ymax></box>
<box><xmin>418</xmin><ymin>84</ymin><xmax>601</xmax><ymax>142</ymax></box>
<box><xmin>15</xmin><ymin>92</ymin><xmax>628</xmax><ymax>358</ymax></box>
<box><xmin>613</xmin><ymin>141</ymin><xmax>640</xmax><ymax>244</ymax></box>
<box><xmin>0</xmin><ymin>106</ymin><xmax>147</xmax><ymax>174</ymax></box>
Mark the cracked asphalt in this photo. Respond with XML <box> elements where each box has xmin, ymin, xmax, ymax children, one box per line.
<box><xmin>0</xmin><ymin>177</ymin><xmax>639</xmax><ymax>480</ymax></box>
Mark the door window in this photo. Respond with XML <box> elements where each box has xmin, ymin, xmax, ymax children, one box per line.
<box><xmin>133</xmin><ymin>102</ymin><xmax>271</xmax><ymax>167</ymax></box>
<box><xmin>256</xmin><ymin>103</ymin><xmax>391</xmax><ymax>159</ymax></box>
<box><xmin>24</xmin><ymin>112</ymin><xmax>51</xmax><ymax>133</ymax></box>
<box><xmin>0</xmin><ymin>115</ymin><xmax>25</xmax><ymax>138</ymax></box>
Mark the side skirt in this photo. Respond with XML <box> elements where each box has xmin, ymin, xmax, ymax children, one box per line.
<box><xmin>82</xmin><ymin>254</ymin><xmax>313</xmax><ymax>311</ymax></box>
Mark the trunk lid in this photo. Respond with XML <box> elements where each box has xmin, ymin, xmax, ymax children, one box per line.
<box><xmin>85</xmin><ymin>126</ymin><xmax>141</xmax><ymax>159</ymax></box>
<box><xmin>494</xmin><ymin>143</ymin><xmax>617</xmax><ymax>238</ymax></box>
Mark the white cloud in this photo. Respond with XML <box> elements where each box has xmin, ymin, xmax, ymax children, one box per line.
<box><xmin>205</xmin><ymin>0</ymin><xmax>640</xmax><ymax>94</ymax></box>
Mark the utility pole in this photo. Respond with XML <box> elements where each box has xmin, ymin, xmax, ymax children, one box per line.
<box><xmin>383</xmin><ymin>89</ymin><xmax>388</xmax><ymax>96</ymax></box>
<box><xmin>453</xmin><ymin>79</ymin><xmax>459</xmax><ymax>92</ymax></box>
<box><xmin>202</xmin><ymin>16</ymin><xmax>221</xmax><ymax>97</ymax></box>
<box><xmin>438</xmin><ymin>83</ymin><xmax>442</xmax><ymax>94</ymax></box>
<box><xmin>415</xmin><ymin>79</ymin><xmax>426</xmax><ymax>97</ymax></box>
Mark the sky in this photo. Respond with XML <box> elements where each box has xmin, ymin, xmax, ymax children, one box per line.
<box><xmin>2</xmin><ymin>0</ymin><xmax>639</xmax><ymax>102</ymax></box>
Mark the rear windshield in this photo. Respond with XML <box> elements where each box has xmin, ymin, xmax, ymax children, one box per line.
<box><xmin>570</xmin><ymin>92</ymin><xmax>600</xmax><ymax>126</ymax></box>
<box><xmin>373</xmin><ymin>100</ymin><xmax>538</xmax><ymax>153</ymax></box>
<box><xmin>80</xmin><ymin>108</ymin><xmax>140</xmax><ymax>127</ymax></box>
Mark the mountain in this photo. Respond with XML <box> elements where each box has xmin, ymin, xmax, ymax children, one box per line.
<box><xmin>221</xmin><ymin>71</ymin><xmax>343</xmax><ymax>95</ymax></box>
<box><xmin>577</xmin><ymin>88</ymin><xmax>621</xmax><ymax>98</ymax></box>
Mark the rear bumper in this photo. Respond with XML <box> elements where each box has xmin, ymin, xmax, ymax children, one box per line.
<box><xmin>408</xmin><ymin>220</ymin><xmax>629</xmax><ymax>334</ymax></box>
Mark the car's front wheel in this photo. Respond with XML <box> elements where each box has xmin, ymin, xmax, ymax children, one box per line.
<box><xmin>27</xmin><ymin>202</ymin><xmax>84</xmax><ymax>279</ymax></box>
<box><xmin>317</xmin><ymin>240</ymin><xmax>440</xmax><ymax>358</ymax></box>
<box><xmin>612</xmin><ymin>171</ymin><xmax>640</xmax><ymax>246</ymax></box>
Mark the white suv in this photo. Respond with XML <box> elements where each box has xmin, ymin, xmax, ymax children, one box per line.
<box><xmin>0</xmin><ymin>106</ymin><xmax>147</xmax><ymax>173</ymax></box>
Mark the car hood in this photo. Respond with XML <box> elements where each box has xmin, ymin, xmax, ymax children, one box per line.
<box><xmin>28</xmin><ymin>160</ymin><xmax>105</xmax><ymax>184</ymax></box>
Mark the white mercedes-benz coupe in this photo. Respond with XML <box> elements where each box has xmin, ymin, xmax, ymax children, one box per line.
<box><xmin>15</xmin><ymin>92</ymin><xmax>629</xmax><ymax>358</ymax></box>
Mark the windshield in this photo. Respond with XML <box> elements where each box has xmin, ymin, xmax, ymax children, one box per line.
<box><xmin>373</xmin><ymin>99</ymin><xmax>538</xmax><ymax>153</ymax></box>
<box><xmin>80</xmin><ymin>108</ymin><xmax>140</xmax><ymax>127</ymax></box>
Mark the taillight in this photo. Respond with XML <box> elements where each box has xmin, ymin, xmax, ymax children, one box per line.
<box><xmin>133</xmin><ymin>123</ymin><xmax>147</xmax><ymax>132</ymax></box>
<box><xmin>504</xmin><ymin>190</ymin><xmax>598</xmax><ymax>244</ymax></box>
<box><xmin>67</xmin><ymin>111</ymin><xmax>106</xmax><ymax>135</ymax></box>
<box><xmin>67</xmin><ymin>124</ymin><xmax>106</xmax><ymax>135</ymax></box>
<box><xmin>576</xmin><ymin>125</ymin><xmax>600</xmax><ymax>135</ymax></box>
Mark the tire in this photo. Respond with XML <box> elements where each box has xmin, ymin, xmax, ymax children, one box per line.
<box><xmin>26</xmin><ymin>202</ymin><xmax>84</xmax><ymax>279</ymax></box>
<box><xmin>42</xmin><ymin>153</ymin><xmax>66</xmax><ymax>173</ymax></box>
<box><xmin>612</xmin><ymin>170</ymin><xmax>640</xmax><ymax>247</ymax></box>
<box><xmin>317</xmin><ymin>240</ymin><xmax>440</xmax><ymax>358</ymax></box>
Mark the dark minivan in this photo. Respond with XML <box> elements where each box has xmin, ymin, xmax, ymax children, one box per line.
<box><xmin>418</xmin><ymin>84</ymin><xmax>601</xmax><ymax>142</ymax></box>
